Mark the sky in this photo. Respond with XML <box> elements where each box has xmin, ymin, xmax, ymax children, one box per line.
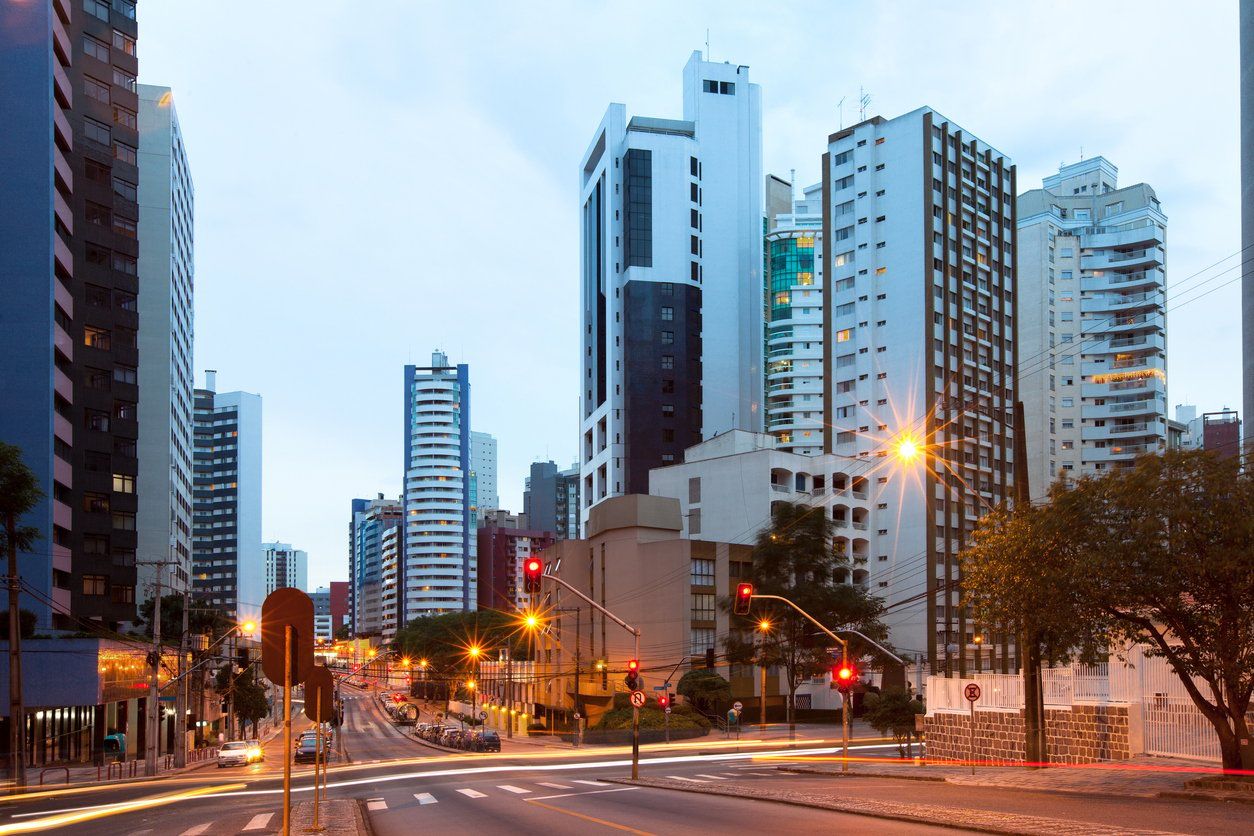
<box><xmin>137</xmin><ymin>1</ymin><xmax>1243</xmax><ymax>590</ymax></box>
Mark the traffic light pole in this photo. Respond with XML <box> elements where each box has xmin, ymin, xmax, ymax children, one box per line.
<box><xmin>749</xmin><ymin>593</ymin><xmax>906</xmax><ymax>772</ymax></box>
<box><xmin>539</xmin><ymin>573</ymin><xmax>641</xmax><ymax>779</ymax></box>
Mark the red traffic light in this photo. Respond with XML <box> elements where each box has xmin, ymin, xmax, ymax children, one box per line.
<box><xmin>626</xmin><ymin>659</ymin><xmax>640</xmax><ymax>673</ymax></box>
<box><xmin>837</xmin><ymin>665</ymin><xmax>854</xmax><ymax>681</ymax></box>
<box><xmin>734</xmin><ymin>582</ymin><xmax>753</xmax><ymax>615</ymax></box>
<box><xmin>657</xmin><ymin>694</ymin><xmax>669</xmax><ymax>708</ymax></box>
<box><xmin>834</xmin><ymin>661</ymin><xmax>857</xmax><ymax>692</ymax></box>
<box><xmin>523</xmin><ymin>558</ymin><xmax>544</xmax><ymax>594</ymax></box>
<box><xmin>525</xmin><ymin>558</ymin><xmax>541</xmax><ymax>573</ymax></box>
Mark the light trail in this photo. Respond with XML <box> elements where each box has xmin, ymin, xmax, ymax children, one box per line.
<box><xmin>0</xmin><ymin>783</ymin><xmax>245</xmax><ymax>834</ymax></box>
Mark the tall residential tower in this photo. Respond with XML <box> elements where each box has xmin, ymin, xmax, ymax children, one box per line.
<box><xmin>348</xmin><ymin>494</ymin><xmax>401</xmax><ymax>638</ymax></box>
<box><xmin>579</xmin><ymin>52</ymin><xmax>763</xmax><ymax>529</ymax></box>
<box><xmin>1017</xmin><ymin>158</ymin><xmax>1168</xmax><ymax>496</ymax></box>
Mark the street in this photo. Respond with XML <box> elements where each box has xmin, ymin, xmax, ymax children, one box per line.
<box><xmin>0</xmin><ymin>687</ymin><xmax>1246</xmax><ymax>836</ymax></box>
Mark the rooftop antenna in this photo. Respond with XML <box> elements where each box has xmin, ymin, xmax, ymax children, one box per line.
<box><xmin>859</xmin><ymin>87</ymin><xmax>871</xmax><ymax>122</ymax></box>
<box><xmin>837</xmin><ymin>96</ymin><xmax>846</xmax><ymax>129</ymax></box>
<box><xmin>705</xmin><ymin>29</ymin><xmax>710</xmax><ymax>61</ymax></box>
<box><xmin>790</xmin><ymin>168</ymin><xmax>796</xmax><ymax>204</ymax></box>
<box><xmin>1079</xmin><ymin>145</ymin><xmax>1084</xmax><ymax>160</ymax></box>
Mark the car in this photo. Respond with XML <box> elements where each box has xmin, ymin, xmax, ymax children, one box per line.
<box><xmin>217</xmin><ymin>740</ymin><xmax>263</xmax><ymax>768</ymax></box>
<box><xmin>294</xmin><ymin>737</ymin><xmax>320</xmax><ymax>764</ymax></box>
<box><xmin>472</xmin><ymin>730</ymin><xmax>500</xmax><ymax>752</ymax></box>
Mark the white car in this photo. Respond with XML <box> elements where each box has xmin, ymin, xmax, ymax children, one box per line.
<box><xmin>217</xmin><ymin>740</ymin><xmax>263</xmax><ymax>767</ymax></box>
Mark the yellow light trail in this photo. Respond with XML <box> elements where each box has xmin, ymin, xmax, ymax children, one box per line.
<box><xmin>0</xmin><ymin>782</ymin><xmax>245</xmax><ymax>834</ymax></box>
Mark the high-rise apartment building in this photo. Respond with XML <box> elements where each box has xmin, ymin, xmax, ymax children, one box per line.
<box><xmin>470</xmin><ymin>430</ymin><xmax>498</xmax><ymax>522</ymax></box>
<box><xmin>403</xmin><ymin>352</ymin><xmax>475</xmax><ymax>616</ymax></box>
<box><xmin>579</xmin><ymin>51</ymin><xmax>763</xmax><ymax>528</ymax></box>
<box><xmin>348</xmin><ymin>494</ymin><xmax>401</xmax><ymax>638</ymax></box>
<box><xmin>475</xmin><ymin>523</ymin><xmax>555</xmax><ymax>612</ymax></box>
<box><xmin>821</xmin><ymin>109</ymin><xmax>1017</xmax><ymax>673</ymax></box>
<box><xmin>522</xmin><ymin>461</ymin><xmax>580</xmax><ymax>540</ymax></box>
<box><xmin>191</xmin><ymin>372</ymin><xmax>263</xmax><ymax>624</ymax></box>
<box><xmin>1</xmin><ymin>0</ymin><xmax>145</xmax><ymax>629</ymax></box>
<box><xmin>765</xmin><ymin>175</ymin><xmax>825</xmax><ymax>454</ymax></box>
<box><xmin>136</xmin><ymin>84</ymin><xmax>194</xmax><ymax>600</ymax></box>
<box><xmin>380</xmin><ymin>524</ymin><xmax>402</xmax><ymax>639</ymax></box>
<box><xmin>1017</xmin><ymin>158</ymin><xmax>1167</xmax><ymax>496</ymax></box>
<box><xmin>262</xmin><ymin>541</ymin><xmax>307</xmax><ymax>594</ymax></box>
<box><xmin>310</xmin><ymin>586</ymin><xmax>332</xmax><ymax>642</ymax></box>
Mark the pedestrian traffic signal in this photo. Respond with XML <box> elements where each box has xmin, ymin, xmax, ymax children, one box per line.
<box><xmin>834</xmin><ymin>661</ymin><xmax>857</xmax><ymax>693</ymax></box>
<box><xmin>734</xmin><ymin>582</ymin><xmax>753</xmax><ymax>615</ymax></box>
<box><xmin>523</xmin><ymin>558</ymin><xmax>544</xmax><ymax>594</ymax></box>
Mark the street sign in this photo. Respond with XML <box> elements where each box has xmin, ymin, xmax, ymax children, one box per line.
<box><xmin>479</xmin><ymin>711</ymin><xmax>487</xmax><ymax>720</ymax></box>
<box><xmin>733</xmin><ymin>701</ymin><xmax>743</xmax><ymax>712</ymax></box>
<box><xmin>964</xmin><ymin>683</ymin><xmax>982</xmax><ymax>703</ymax></box>
<box><xmin>629</xmin><ymin>690</ymin><xmax>646</xmax><ymax>708</ymax></box>
<box><xmin>261</xmin><ymin>588</ymin><xmax>315</xmax><ymax>685</ymax></box>
<box><xmin>652</xmin><ymin>685</ymin><xmax>667</xmax><ymax>691</ymax></box>
<box><xmin>303</xmin><ymin>665</ymin><xmax>335</xmax><ymax>723</ymax></box>
<box><xmin>664</xmin><ymin>707</ymin><xmax>671</xmax><ymax>715</ymax></box>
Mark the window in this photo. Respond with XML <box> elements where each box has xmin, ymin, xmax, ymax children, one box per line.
<box><xmin>112</xmin><ymin>68</ymin><xmax>136</xmax><ymax>93</ymax></box>
<box><xmin>832</xmin><ymin>149</ymin><xmax>853</xmax><ymax>166</ymax></box>
<box><xmin>703</xmin><ymin>79</ymin><xmax>718</xmax><ymax>93</ymax></box>
<box><xmin>112</xmin><ymin>177</ymin><xmax>137</xmax><ymax>202</ymax></box>
<box><xmin>112</xmin><ymin>105</ymin><xmax>137</xmax><ymax>130</ymax></box>
<box><xmin>83</xmin><ymin>34</ymin><xmax>109</xmax><ymax>61</ymax></box>
<box><xmin>84</xmin><ymin>76</ymin><xmax>110</xmax><ymax>104</ymax></box>
<box><xmin>836</xmin><ymin>328</ymin><xmax>853</xmax><ymax>343</ymax></box>
<box><xmin>111</xmin><ymin>585</ymin><xmax>135</xmax><ymax>604</ymax></box>
<box><xmin>86</xmin><ymin>367</ymin><xmax>111</xmax><ymax>391</ymax></box>
<box><xmin>690</xmin><ymin>628</ymin><xmax>715</xmax><ymax>658</ymax></box>
<box><xmin>84</xmin><ymin>325</ymin><xmax>111</xmax><ymax>350</ymax></box>
<box><xmin>690</xmin><ymin>208</ymin><xmax>699</xmax><ymax>229</ymax></box>
<box><xmin>112</xmin><ymin>252</ymin><xmax>137</xmax><ymax>275</ymax></box>
<box><xmin>84</xmin><ymin>117</ymin><xmax>111</xmax><ymax>146</ymax></box>
<box><xmin>82</xmin><ymin>575</ymin><xmax>109</xmax><ymax>596</ymax></box>
<box><xmin>688</xmin><ymin>477</ymin><xmax>701</xmax><ymax>504</ymax></box>
<box><xmin>112</xmin><ymin>473</ymin><xmax>135</xmax><ymax>494</ymax></box>
<box><xmin>661</xmin><ymin>355</ymin><xmax>674</xmax><ymax>370</ymax></box>
<box><xmin>661</xmin><ymin>331</ymin><xmax>674</xmax><ymax>345</ymax></box>
<box><xmin>86</xmin><ymin>410</ymin><xmax>110</xmax><ymax>432</ymax></box>
<box><xmin>661</xmin><ymin>404</ymin><xmax>674</xmax><ymax>418</ymax></box>
<box><xmin>691</xmin><ymin>593</ymin><xmax>715</xmax><ymax>621</ymax></box>
<box><xmin>833</xmin><ymin>174</ymin><xmax>854</xmax><ymax>190</ymax></box>
<box><xmin>112</xmin><ymin>29</ymin><xmax>137</xmax><ymax>56</ymax></box>
<box><xmin>112</xmin><ymin>0</ymin><xmax>136</xmax><ymax>19</ymax></box>
<box><xmin>86</xmin><ymin>202</ymin><xmax>110</xmax><ymax>227</ymax></box>
<box><xmin>114</xmin><ymin>141</ymin><xmax>137</xmax><ymax>165</ymax></box>
<box><xmin>84</xmin><ymin>0</ymin><xmax>110</xmax><ymax>22</ymax></box>
<box><xmin>114</xmin><ymin>400</ymin><xmax>135</xmax><ymax>420</ymax></box>
<box><xmin>1061</xmin><ymin>398</ymin><xmax>1074</xmax><ymax>408</ymax></box>
<box><xmin>660</xmin><ymin>306</ymin><xmax>674</xmax><ymax>321</ymax></box>
<box><xmin>113</xmin><ymin>365</ymin><xmax>137</xmax><ymax>384</ymax></box>
<box><xmin>83</xmin><ymin>535</ymin><xmax>109</xmax><ymax>555</ymax></box>
<box><xmin>84</xmin><ymin>492</ymin><xmax>110</xmax><ymax>513</ymax></box>
<box><xmin>1060</xmin><ymin>247</ymin><xmax>1074</xmax><ymax>258</ymax></box>
<box><xmin>720</xmin><ymin>81</ymin><xmax>735</xmax><ymax>94</ymax></box>
<box><xmin>690</xmin><ymin>558</ymin><xmax>714</xmax><ymax>586</ymax></box>
<box><xmin>112</xmin><ymin>548</ymin><xmax>135</xmax><ymax>567</ymax></box>
<box><xmin>86</xmin><ymin>284</ymin><xmax>110</xmax><ymax>307</ymax></box>
<box><xmin>112</xmin><ymin>215</ymin><xmax>137</xmax><ymax>238</ymax></box>
<box><xmin>111</xmin><ymin>512</ymin><xmax>136</xmax><ymax>531</ymax></box>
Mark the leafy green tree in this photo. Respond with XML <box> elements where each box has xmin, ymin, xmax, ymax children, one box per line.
<box><xmin>393</xmin><ymin>609</ymin><xmax>533</xmax><ymax>687</ymax></box>
<box><xmin>724</xmin><ymin>501</ymin><xmax>890</xmax><ymax>733</ymax></box>
<box><xmin>215</xmin><ymin>663</ymin><xmax>269</xmax><ymax>738</ymax></box>
<box><xmin>863</xmin><ymin>687</ymin><xmax>924</xmax><ymax>757</ymax></box>
<box><xmin>963</xmin><ymin>451</ymin><xmax>1254</xmax><ymax>771</ymax></box>
<box><xmin>137</xmin><ymin>594</ymin><xmax>234</xmax><ymax>642</ymax></box>
<box><xmin>676</xmin><ymin>668</ymin><xmax>731</xmax><ymax>715</ymax></box>
<box><xmin>334</xmin><ymin>623</ymin><xmax>351</xmax><ymax>641</ymax></box>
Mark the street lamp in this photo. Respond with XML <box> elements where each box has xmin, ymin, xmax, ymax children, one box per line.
<box><xmin>893</xmin><ymin>434</ymin><xmax>922</xmax><ymax>463</ymax></box>
<box><xmin>757</xmin><ymin>619</ymin><xmax>771</xmax><ymax>730</ymax></box>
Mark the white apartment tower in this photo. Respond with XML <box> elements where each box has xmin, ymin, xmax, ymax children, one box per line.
<box><xmin>192</xmin><ymin>372</ymin><xmax>264</xmax><ymax>625</ymax></box>
<box><xmin>136</xmin><ymin>85</ymin><xmax>194</xmax><ymax>599</ymax></box>
<box><xmin>821</xmin><ymin>110</ymin><xmax>1017</xmax><ymax>673</ymax></box>
<box><xmin>579</xmin><ymin>51</ymin><xmax>763</xmax><ymax>530</ymax></box>
<box><xmin>262</xmin><ymin>541</ymin><xmax>308</xmax><ymax>594</ymax></box>
<box><xmin>765</xmin><ymin>175</ymin><xmax>825</xmax><ymax>454</ymax></box>
<box><xmin>403</xmin><ymin>352</ymin><xmax>475</xmax><ymax>616</ymax></box>
<box><xmin>1017</xmin><ymin>158</ymin><xmax>1168</xmax><ymax>497</ymax></box>
<box><xmin>470</xmin><ymin>430</ymin><xmax>499</xmax><ymax>522</ymax></box>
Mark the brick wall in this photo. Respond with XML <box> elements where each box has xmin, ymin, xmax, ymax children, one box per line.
<box><xmin>924</xmin><ymin>705</ymin><xmax>1130</xmax><ymax>764</ymax></box>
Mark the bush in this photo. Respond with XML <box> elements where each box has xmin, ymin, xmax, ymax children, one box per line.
<box><xmin>594</xmin><ymin>702</ymin><xmax>710</xmax><ymax>731</ymax></box>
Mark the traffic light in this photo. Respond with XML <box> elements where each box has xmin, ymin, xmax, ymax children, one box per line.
<box><xmin>625</xmin><ymin>658</ymin><xmax>640</xmax><ymax>690</ymax></box>
<box><xmin>657</xmin><ymin>693</ymin><xmax>669</xmax><ymax>709</ymax></box>
<box><xmin>734</xmin><ymin>582</ymin><xmax>753</xmax><ymax>615</ymax></box>
<box><xmin>834</xmin><ymin>660</ymin><xmax>857</xmax><ymax>693</ymax></box>
<box><xmin>523</xmin><ymin>558</ymin><xmax>544</xmax><ymax>594</ymax></box>
<box><xmin>237</xmin><ymin>647</ymin><xmax>250</xmax><ymax>669</ymax></box>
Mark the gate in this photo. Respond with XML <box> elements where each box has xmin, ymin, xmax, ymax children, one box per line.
<box><xmin>1142</xmin><ymin>695</ymin><xmax>1220</xmax><ymax>761</ymax></box>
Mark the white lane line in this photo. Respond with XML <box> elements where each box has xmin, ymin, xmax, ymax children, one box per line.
<box><xmin>366</xmin><ymin>798</ymin><xmax>388</xmax><ymax>811</ymax></box>
<box><xmin>242</xmin><ymin>812</ymin><xmax>274</xmax><ymax>831</ymax></box>
<box><xmin>743</xmin><ymin>771</ymin><xmax>776</xmax><ymax>776</ymax></box>
<box><xmin>413</xmin><ymin>792</ymin><xmax>438</xmax><ymax>805</ymax></box>
<box><xmin>571</xmin><ymin>779</ymin><xmax>609</xmax><ymax>786</ymax></box>
<box><xmin>179</xmin><ymin>825</ymin><xmax>212</xmax><ymax>836</ymax></box>
<box><xmin>695</xmin><ymin>774</ymin><xmax>727</xmax><ymax>780</ymax></box>
<box><xmin>528</xmin><ymin>787</ymin><xmax>640</xmax><ymax>802</ymax></box>
<box><xmin>537</xmin><ymin>782</ymin><xmax>572</xmax><ymax>789</ymax></box>
<box><xmin>497</xmin><ymin>785</ymin><xmax>531</xmax><ymax>794</ymax></box>
<box><xmin>456</xmin><ymin>788</ymin><xmax>487</xmax><ymax>798</ymax></box>
<box><xmin>668</xmin><ymin>775</ymin><xmax>709</xmax><ymax>782</ymax></box>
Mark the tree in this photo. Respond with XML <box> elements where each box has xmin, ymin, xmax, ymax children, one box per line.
<box><xmin>963</xmin><ymin>450</ymin><xmax>1254</xmax><ymax>771</ymax></box>
<box><xmin>724</xmin><ymin>501</ymin><xmax>890</xmax><ymax>734</ymax></box>
<box><xmin>0</xmin><ymin>610</ymin><xmax>36</xmax><ymax>641</ymax></box>
<box><xmin>0</xmin><ymin>442</ymin><xmax>42</xmax><ymax>788</ymax></box>
<box><xmin>393</xmin><ymin>609</ymin><xmax>533</xmax><ymax>688</ymax></box>
<box><xmin>333</xmin><ymin>623</ymin><xmax>351</xmax><ymax>641</ymax></box>
<box><xmin>215</xmin><ymin>663</ymin><xmax>269</xmax><ymax>738</ymax></box>
<box><xmin>138</xmin><ymin>594</ymin><xmax>233</xmax><ymax>642</ymax></box>
<box><xmin>676</xmin><ymin>668</ymin><xmax>731</xmax><ymax>715</ymax></box>
<box><xmin>863</xmin><ymin>687</ymin><xmax>924</xmax><ymax>757</ymax></box>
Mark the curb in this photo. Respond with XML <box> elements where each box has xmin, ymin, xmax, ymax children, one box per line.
<box><xmin>780</xmin><ymin>765</ymin><xmax>945</xmax><ymax>783</ymax></box>
<box><xmin>1157</xmin><ymin>790</ymin><xmax>1254</xmax><ymax>806</ymax></box>
<box><xmin>778</xmin><ymin>765</ymin><xmax>1175</xmax><ymax>801</ymax></box>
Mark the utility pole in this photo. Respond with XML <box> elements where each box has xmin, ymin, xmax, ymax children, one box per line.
<box><xmin>175</xmin><ymin>589</ymin><xmax>189</xmax><ymax>767</ymax></box>
<box><xmin>5</xmin><ymin>510</ymin><xmax>27</xmax><ymax>791</ymax></box>
<box><xmin>137</xmin><ymin>559</ymin><xmax>175</xmax><ymax>777</ymax></box>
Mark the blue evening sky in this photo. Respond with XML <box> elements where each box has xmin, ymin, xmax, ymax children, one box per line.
<box><xmin>137</xmin><ymin>1</ymin><xmax>1242</xmax><ymax>588</ymax></box>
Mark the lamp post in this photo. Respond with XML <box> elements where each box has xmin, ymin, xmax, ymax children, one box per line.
<box><xmin>757</xmin><ymin>619</ymin><xmax>771</xmax><ymax>731</ymax></box>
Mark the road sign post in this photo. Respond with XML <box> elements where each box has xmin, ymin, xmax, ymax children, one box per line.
<box><xmin>262</xmin><ymin>588</ymin><xmax>315</xmax><ymax>836</ymax></box>
<box><xmin>965</xmin><ymin>682</ymin><xmax>981</xmax><ymax>775</ymax></box>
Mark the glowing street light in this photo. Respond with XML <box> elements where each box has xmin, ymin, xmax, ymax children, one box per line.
<box><xmin>894</xmin><ymin>436</ymin><xmax>921</xmax><ymax>463</ymax></box>
<box><xmin>468</xmin><ymin>645</ymin><xmax>481</xmax><ymax>659</ymax></box>
<box><xmin>758</xmin><ymin>619</ymin><xmax>772</xmax><ymax>633</ymax></box>
<box><xmin>523</xmin><ymin>613</ymin><xmax>540</xmax><ymax>631</ymax></box>
<box><xmin>240</xmin><ymin>621</ymin><xmax>257</xmax><ymax>635</ymax></box>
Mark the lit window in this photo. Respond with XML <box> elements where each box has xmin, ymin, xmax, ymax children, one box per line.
<box><xmin>836</xmin><ymin>328</ymin><xmax>853</xmax><ymax>343</ymax></box>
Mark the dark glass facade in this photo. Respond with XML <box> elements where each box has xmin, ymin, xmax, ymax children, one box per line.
<box><xmin>623</xmin><ymin>149</ymin><xmax>653</xmax><ymax>268</ymax></box>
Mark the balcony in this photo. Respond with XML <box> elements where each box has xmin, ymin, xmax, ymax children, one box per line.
<box><xmin>1086</xmin><ymin>399</ymin><xmax>1158</xmax><ymax>420</ymax></box>
<box><xmin>1081</xmin><ymin>290</ymin><xmax>1161</xmax><ymax>314</ymax></box>
<box><xmin>1081</xmin><ymin>223</ymin><xmax>1161</xmax><ymax>250</ymax></box>
<box><xmin>1081</xmin><ymin>247</ymin><xmax>1163</xmax><ymax>271</ymax></box>
<box><xmin>1081</xmin><ymin>269</ymin><xmax>1162</xmax><ymax>293</ymax></box>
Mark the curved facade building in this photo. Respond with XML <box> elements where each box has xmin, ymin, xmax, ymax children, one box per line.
<box><xmin>765</xmin><ymin>178</ymin><xmax>824</xmax><ymax>454</ymax></box>
<box><xmin>403</xmin><ymin>352</ymin><xmax>475</xmax><ymax>617</ymax></box>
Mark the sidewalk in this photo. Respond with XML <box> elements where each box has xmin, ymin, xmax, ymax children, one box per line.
<box><xmin>779</xmin><ymin>754</ymin><xmax>1243</xmax><ymax>801</ymax></box>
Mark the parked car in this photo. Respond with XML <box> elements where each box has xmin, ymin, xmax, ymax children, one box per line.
<box><xmin>294</xmin><ymin>737</ymin><xmax>319</xmax><ymax>764</ymax></box>
<box><xmin>218</xmin><ymin>740</ymin><xmax>263</xmax><ymax>768</ymax></box>
<box><xmin>471</xmin><ymin>730</ymin><xmax>500</xmax><ymax>752</ymax></box>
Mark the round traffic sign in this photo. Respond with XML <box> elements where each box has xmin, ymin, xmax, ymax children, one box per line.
<box><xmin>733</xmin><ymin>701</ymin><xmax>743</xmax><ymax>711</ymax></box>
<box><xmin>664</xmin><ymin>707</ymin><xmax>671</xmax><ymax>715</ymax></box>
<box><xmin>964</xmin><ymin>683</ymin><xmax>982</xmax><ymax>702</ymax></box>
<box><xmin>479</xmin><ymin>710</ymin><xmax>487</xmax><ymax>720</ymax></box>
<box><xmin>629</xmin><ymin>690</ymin><xmax>646</xmax><ymax>708</ymax></box>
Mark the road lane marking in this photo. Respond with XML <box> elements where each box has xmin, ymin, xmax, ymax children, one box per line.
<box><xmin>695</xmin><ymin>774</ymin><xmax>727</xmax><ymax>780</ymax></box>
<box><xmin>743</xmin><ymin>771</ymin><xmax>775</xmax><ymax>776</ymax></box>
<box><xmin>571</xmin><ymin>779</ymin><xmax>609</xmax><ymax>786</ymax></box>
<box><xmin>242</xmin><ymin>812</ymin><xmax>273</xmax><ymax>831</ymax></box>
<box><xmin>413</xmin><ymin>793</ymin><xmax>437</xmax><ymax>805</ymax></box>
<box><xmin>365</xmin><ymin>798</ymin><xmax>387</xmax><ymax>811</ymax></box>
<box><xmin>529</xmin><ymin>787</ymin><xmax>640</xmax><ymax>802</ymax></box>
<box><xmin>667</xmin><ymin>776</ymin><xmax>708</xmax><ymax>782</ymax></box>
<box><xmin>498</xmin><ymin>785</ymin><xmax>531</xmax><ymax>794</ymax></box>
<box><xmin>537</xmin><ymin>782</ymin><xmax>572</xmax><ymax>789</ymax></box>
<box><xmin>178</xmin><ymin>826</ymin><xmax>212</xmax><ymax>836</ymax></box>
<box><xmin>525</xmin><ymin>795</ymin><xmax>653</xmax><ymax>834</ymax></box>
<box><xmin>456</xmin><ymin>788</ymin><xmax>487</xmax><ymax>798</ymax></box>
